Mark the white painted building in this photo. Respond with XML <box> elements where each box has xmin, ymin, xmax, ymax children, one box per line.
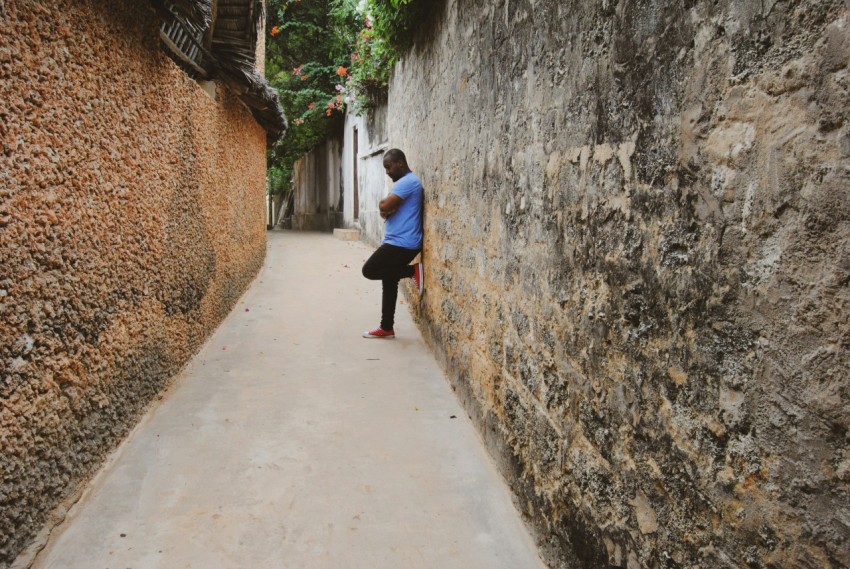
<box><xmin>340</xmin><ymin>104</ymin><xmax>391</xmax><ymax>246</ymax></box>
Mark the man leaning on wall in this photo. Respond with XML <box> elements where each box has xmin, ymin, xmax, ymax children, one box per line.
<box><xmin>360</xmin><ymin>148</ymin><xmax>424</xmax><ymax>339</ymax></box>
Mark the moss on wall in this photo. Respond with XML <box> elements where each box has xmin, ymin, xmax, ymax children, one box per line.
<box><xmin>0</xmin><ymin>1</ymin><xmax>268</xmax><ymax>564</ymax></box>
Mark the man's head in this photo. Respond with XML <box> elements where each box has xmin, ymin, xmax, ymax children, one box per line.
<box><xmin>383</xmin><ymin>148</ymin><xmax>410</xmax><ymax>182</ymax></box>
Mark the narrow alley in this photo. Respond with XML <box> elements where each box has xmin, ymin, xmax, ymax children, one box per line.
<box><xmin>26</xmin><ymin>231</ymin><xmax>545</xmax><ymax>569</ymax></box>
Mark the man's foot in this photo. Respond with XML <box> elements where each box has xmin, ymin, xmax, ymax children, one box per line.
<box><xmin>362</xmin><ymin>327</ymin><xmax>395</xmax><ymax>339</ymax></box>
<box><xmin>412</xmin><ymin>262</ymin><xmax>424</xmax><ymax>295</ymax></box>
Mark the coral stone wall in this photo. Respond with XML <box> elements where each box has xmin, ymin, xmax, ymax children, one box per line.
<box><xmin>390</xmin><ymin>0</ymin><xmax>850</xmax><ymax>567</ymax></box>
<box><xmin>0</xmin><ymin>1</ymin><xmax>267</xmax><ymax>564</ymax></box>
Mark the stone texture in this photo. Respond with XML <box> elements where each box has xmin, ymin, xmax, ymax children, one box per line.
<box><xmin>390</xmin><ymin>1</ymin><xmax>850</xmax><ymax>567</ymax></box>
<box><xmin>0</xmin><ymin>0</ymin><xmax>267</xmax><ymax>565</ymax></box>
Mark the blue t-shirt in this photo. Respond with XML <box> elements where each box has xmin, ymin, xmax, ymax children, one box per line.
<box><xmin>384</xmin><ymin>172</ymin><xmax>423</xmax><ymax>249</ymax></box>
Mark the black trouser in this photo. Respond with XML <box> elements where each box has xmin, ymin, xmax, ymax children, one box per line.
<box><xmin>362</xmin><ymin>243</ymin><xmax>420</xmax><ymax>331</ymax></box>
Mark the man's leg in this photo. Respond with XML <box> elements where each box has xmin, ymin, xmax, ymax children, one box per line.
<box><xmin>362</xmin><ymin>244</ymin><xmax>417</xmax><ymax>282</ymax></box>
<box><xmin>380</xmin><ymin>277</ymin><xmax>401</xmax><ymax>332</ymax></box>
<box><xmin>362</xmin><ymin>244</ymin><xmax>420</xmax><ymax>331</ymax></box>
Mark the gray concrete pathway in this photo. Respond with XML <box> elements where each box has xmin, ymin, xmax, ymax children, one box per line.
<box><xmin>29</xmin><ymin>231</ymin><xmax>545</xmax><ymax>569</ymax></box>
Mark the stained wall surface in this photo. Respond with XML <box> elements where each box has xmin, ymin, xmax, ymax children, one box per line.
<box><xmin>390</xmin><ymin>1</ymin><xmax>850</xmax><ymax>567</ymax></box>
<box><xmin>0</xmin><ymin>0</ymin><xmax>268</xmax><ymax>564</ymax></box>
<box><xmin>291</xmin><ymin>135</ymin><xmax>343</xmax><ymax>231</ymax></box>
<box><xmin>342</xmin><ymin>104</ymin><xmax>391</xmax><ymax>245</ymax></box>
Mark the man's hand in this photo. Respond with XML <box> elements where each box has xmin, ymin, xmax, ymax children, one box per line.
<box><xmin>379</xmin><ymin>194</ymin><xmax>402</xmax><ymax>220</ymax></box>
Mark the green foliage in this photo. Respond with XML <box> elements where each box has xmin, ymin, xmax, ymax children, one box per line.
<box><xmin>266</xmin><ymin>0</ymin><xmax>350</xmax><ymax>196</ymax></box>
<box><xmin>366</xmin><ymin>0</ymin><xmax>428</xmax><ymax>53</ymax></box>
<box><xmin>336</xmin><ymin>0</ymin><xmax>428</xmax><ymax>112</ymax></box>
<box><xmin>265</xmin><ymin>0</ymin><xmax>428</xmax><ymax>195</ymax></box>
<box><xmin>267</xmin><ymin>165</ymin><xmax>288</xmax><ymax>196</ymax></box>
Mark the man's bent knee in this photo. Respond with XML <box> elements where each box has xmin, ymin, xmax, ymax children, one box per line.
<box><xmin>362</xmin><ymin>262</ymin><xmax>380</xmax><ymax>280</ymax></box>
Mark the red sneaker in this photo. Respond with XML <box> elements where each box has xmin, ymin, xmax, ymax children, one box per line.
<box><xmin>412</xmin><ymin>262</ymin><xmax>424</xmax><ymax>294</ymax></box>
<box><xmin>362</xmin><ymin>327</ymin><xmax>395</xmax><ymax>339</ymax></box>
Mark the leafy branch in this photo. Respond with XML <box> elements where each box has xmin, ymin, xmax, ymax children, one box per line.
<box><xmin>265</xmin><ymin>0</ymin><xmax>429</xmax><ymax>196</ymax></box>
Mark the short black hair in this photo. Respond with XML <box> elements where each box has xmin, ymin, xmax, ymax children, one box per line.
<box><xmin>383</xmin><ymin>148</ymin><xmax>407</xmax><ymax>165</ymax></box>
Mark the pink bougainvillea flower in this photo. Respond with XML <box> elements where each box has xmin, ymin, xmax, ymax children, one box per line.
<box><xmin>308</xmin><ymin>102</ymin><xmax>315</xmax><ymax>110</ymax></box>
<box><xmin>365</xmin><ymin>16</ymin><xmax>372</xmax><ymax>28</ymax></box>
<box><xmin>293</xmin><ymin>65</ymin><xmax>302</xmax><ymax>76</ymax></box>
<box><xmin>351</xmin><ymin>53</ymin><xmax>358</xmax><ymax>61</ymax></box>
<box><xmin>335</xmin><ymin>84</ymin><xmax>345</xmax><ymax>92</ymax></box>
<box><xmin>325</xmin><ymin>109</ymin><xmax>332</xmax><ymax>116</ymax></box>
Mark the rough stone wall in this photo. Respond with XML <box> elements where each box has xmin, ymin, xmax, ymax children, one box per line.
<box><xmin>0</xmin><ymin>0</ymin><xmax>267</xmax><ymax>565</ymax></box>
<box><xmin>390</xmin><ymin>1</ymin><xmax>850</xmax><ymax>567</ymax></box>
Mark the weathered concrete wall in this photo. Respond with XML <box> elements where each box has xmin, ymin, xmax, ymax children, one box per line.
<box><xmin>390</xmin><ymin>0</ymin><xmax>850</xmax><ymax>567</ymax></box>
<box><xmin>291</xmin><ymin>135</ymin><xmax>343</xmax><ymax>231</ymax></box>
<box><xmin>342</xmin><ymin>104</ymin><xmax>391</xmax><ymax>245</ymax></box>
<box><xmin>0</xmin><ymin>0</ymin><xmax>268</xmax><ymax>565</ymax></box>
